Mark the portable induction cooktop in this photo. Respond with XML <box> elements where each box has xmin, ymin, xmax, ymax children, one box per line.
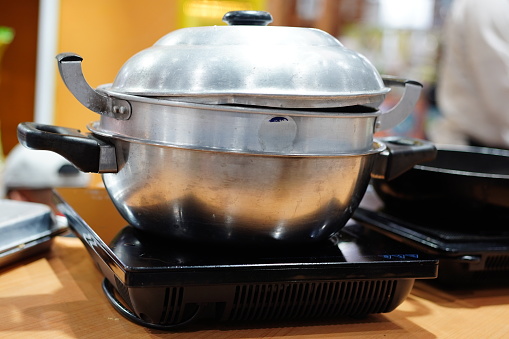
<box><xmin>354</xmin><ymin>188</ymin><xmax>509</xmax><ymax>286</ymax></box>
<box><xmin>54</xmin><ymin>188</ymin><xmax>437</xmax><ymax>330</ymax></box>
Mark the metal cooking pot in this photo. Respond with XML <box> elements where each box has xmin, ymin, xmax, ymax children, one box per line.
<box><xmin>18</xmin><ymin>124</ymin><xmax>435</xmax><ymax>244</ymax></box>
<box><xmin>17</xmin><ymin>11</ymin><xmax>435</xmax><ymax>244</ymax></box>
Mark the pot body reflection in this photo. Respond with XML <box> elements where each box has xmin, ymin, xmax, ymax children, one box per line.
<box><xmin>102</xmin><ymin>139</ymin><xmax>384</xmax><ymax>244</ymax></box>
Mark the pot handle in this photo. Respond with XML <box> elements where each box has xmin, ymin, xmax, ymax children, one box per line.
<box><xmin>56</xmin><ymin>53</ymin><xmax>131</xmax><ymax>120</ymax></box>
<box><xmin>222</xmin><ymin>11</ymin><xmax>273</xmax><ymax>26</ymax></box>
<box><xmin>376</xmin><ymin>76</ymin><xmax>423</xmax><ymax>132</ymax></box>
<box><xmin>371</xmin><ymin>136</ymin><xmax>436</xmax><ymax>181</ymax></box>
<box><xmin>17</xmin><ymin>122</ymin><xmax>118</xmax><ymax>173</ymax></box>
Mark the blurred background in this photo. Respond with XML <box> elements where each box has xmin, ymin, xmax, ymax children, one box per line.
<box><xmin>0</xmin><ymin>0</ymin><xmax>450</xmax><ymax>161</ymax></box>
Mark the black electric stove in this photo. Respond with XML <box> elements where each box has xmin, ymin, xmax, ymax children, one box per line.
<box><xmin>353</xmin><ymin>188</ymin><xmax>509</xmax><ymax>287</ymax></box>
<box><xmin>54</xmin><ymin>188</ymin><xmax>437</xmax><ymax>330</ymax></box>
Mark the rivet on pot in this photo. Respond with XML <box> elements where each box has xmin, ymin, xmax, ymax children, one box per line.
<box><xmin>112</xmin><ymin>105</ymin><xmax>128</xmax><ymax>116</ymax></box>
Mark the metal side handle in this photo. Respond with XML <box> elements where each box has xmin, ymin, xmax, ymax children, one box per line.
<box><xmin>56</xmin><ymin>53</ymin><xmax>131</xmax><ymax>120</ymax></box>
<box><xmin>376</xmin><ymin>76</ymin><xmax>423</xmax><ymax>132</ymax></box>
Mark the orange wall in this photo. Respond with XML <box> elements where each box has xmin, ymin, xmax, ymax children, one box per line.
<box><xmin>55</xmin><ymin>0</ymin><xmax>267</xmax><ymax>132</ymax></box>
<box><xmin>0</xmin><ymin>1</ymin><xmax>39</xmax><ymax>155</ymax></box>
<box><xmin>55</xmin><ymin>0</ymin><xmax>179</xmax><ymax>131</ymax></box>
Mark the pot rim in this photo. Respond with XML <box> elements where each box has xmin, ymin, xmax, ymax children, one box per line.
<box><xmin>97</xmin><ymin>85</ymin><xmax>383</xmax><ymax>118</ymax></box>
<box><xmin>88</xmin><ymin>121</ymin><xmax>387</xmax><ymax>157</ymax></box>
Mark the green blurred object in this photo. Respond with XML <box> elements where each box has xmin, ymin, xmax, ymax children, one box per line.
<box><xmin>0</xmin><ymin>26</ymin><xmax>15</xmax><ymax>60</ymax></box>
<box><xmin>0</xmin><ymin>26</ymin><xmax>15</xmax><ymax>42</ymax></box>
<box><xmin>0</xmin><ymin>26</ymin><xmax>14</xmax><ymax>166</ymax></box>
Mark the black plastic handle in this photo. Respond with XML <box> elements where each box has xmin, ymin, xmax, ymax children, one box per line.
<box><xmin>17</xmin><ymin>122</ymin><xmax>117</xmax><ymax>173</ymax></box>
<box><xmin>222</xmin><ymin>11</ymin><xmax>273</xmax><ymax>26</ymax></box>
<box><xmin>372</xmin><ymin>136</ymin><xmax>437</xmax><ymax>181</ymax></box>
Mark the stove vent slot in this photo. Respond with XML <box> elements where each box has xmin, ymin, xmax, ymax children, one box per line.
<box><xmin>484</xmin><ymin>255</ymin><xmax>509</xmax><ymax>270</ymax></box>
<box><xmin>469</xmin><ymin>254</ymin><xmax>509</xmax><ymax>282</ymax></box>
<box><xmin>227</xmin><ymin>280</ymin><xmax>397</xmax><ymax>322</ymax></box>
<box><xmin>160</xmin><ymin>287</ymin><xmax>186</xmax><ymax>325</ymax></box>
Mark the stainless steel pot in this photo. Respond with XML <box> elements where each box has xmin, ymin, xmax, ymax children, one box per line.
<box><xmin>18</xmin><ymin>123</ymin><xmax>435</xmax><ymax>244</ymax></box>
<box><xmin>17</xmin><ymin>11</ymin><xmax>435</xmax><ymax>244</ymax></box>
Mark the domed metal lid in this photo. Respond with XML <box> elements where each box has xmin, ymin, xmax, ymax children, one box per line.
<box><xmin>107</xmin><ymin>11</ymin><xmax>389</xmax><ymax>109</ymax></box>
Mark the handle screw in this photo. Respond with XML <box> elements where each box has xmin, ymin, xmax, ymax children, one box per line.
<box><xmin>113</xmin><ymin>106</ymin><xmax>127</xmax><ymax>115</ymax></box>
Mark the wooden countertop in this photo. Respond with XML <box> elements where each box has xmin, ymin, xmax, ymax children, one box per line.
<box><xmin>1</xmin><ymin>236</ymin><xmax>509</xmax><ymax>338</ymax></box>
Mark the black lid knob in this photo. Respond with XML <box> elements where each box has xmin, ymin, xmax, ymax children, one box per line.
<box><xmin>222</xmin><ymin>11</ymin><xmax>273</xmax><ymax>26</ymax></box>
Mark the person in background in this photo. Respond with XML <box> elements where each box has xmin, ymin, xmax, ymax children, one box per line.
<box><xmin>1</xmin><ymin>144</ymin><xmax>91</xmax><ymax>214</ymax></box>
<box><xmin>427</xmin><ymin>0</ymin><xmax>509</xmax><ymax>149</ymax></box>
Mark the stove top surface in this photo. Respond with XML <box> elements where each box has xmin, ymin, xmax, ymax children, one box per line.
<box><xmin>353</xmin><ymin>188</ymin><xmax>509</xmax><ymax>286</ymax></box>
<box><xmin>54</xmin><ymin>188</ymin><xmax>437</xmax><ymax>286</ymax></box>
<box><xmin>354</xmin><ymin>190</ymin><xmax>509</xmax><ymax>255</ymax></box>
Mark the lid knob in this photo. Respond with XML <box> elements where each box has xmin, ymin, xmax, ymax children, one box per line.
<box><xmin>222</xmin><ymin>11</ymin><xmax>273</xmax><ymax>26</ymax></box>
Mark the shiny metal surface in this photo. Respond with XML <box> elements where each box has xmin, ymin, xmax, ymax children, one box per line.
<box><xmin>49</xmin><ymin>10</ymin><xmax>426</xmax><ymax>244</ymax></box>
<box><xmin>56</xmin><ymin>53</ymin><xmax>420</xmax><ymax>154</ymax></box>
<box><xmin>18</xmin><ymin>119</ymin><xmax>435</xmax><ymax>244</ymax></box>
<box><xmin>102</xmin><ymin>139</ymin><xmax>385</xmax><ymax>243</ymax></box>
<box><xmin>109</xmin><ymin>25</ymin><xmax>389</xmax><ymax>108</ymax></box>
<box><xmin>90</xmin><ymin>91</ymin><xmax>380</xmax><ymax>155</ymax></box>
<box><xmin>93</xmin><ymin>79</ymin><xmax>421</xmax><ymax>155</ymax></box>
